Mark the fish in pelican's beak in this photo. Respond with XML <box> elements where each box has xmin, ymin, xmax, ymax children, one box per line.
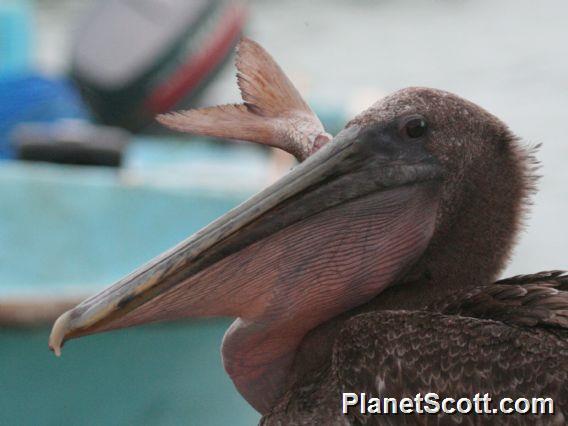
<box><xmin>49</xmin><ymin>39</ymin><xmax>443</xmax><ymax>413</ymax></box>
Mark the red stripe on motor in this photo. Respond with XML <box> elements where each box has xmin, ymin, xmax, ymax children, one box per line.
<box><xmin>146</xmin><ymin>3</ymin><xmax>247</xmax><ymax>114</ymax></box>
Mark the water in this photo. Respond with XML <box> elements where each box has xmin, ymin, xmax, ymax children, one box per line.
<box><xmin>240</xmin><ymin>0</ymin><xmax>568</xmax><ymax>277</ymax></box>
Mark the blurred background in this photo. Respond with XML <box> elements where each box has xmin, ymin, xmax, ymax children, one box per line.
<box><xmin>0</xmin><ymin>0</ymin><xmax>567</xmax><ymax>425</ymax></box>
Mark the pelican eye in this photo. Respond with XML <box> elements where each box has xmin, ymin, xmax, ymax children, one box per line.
<box><xmin>403</xmin><ymin>117</ymin><xmax>428</xmax><ymax>139</ymax></box>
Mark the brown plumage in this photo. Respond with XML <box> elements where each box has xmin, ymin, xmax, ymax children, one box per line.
<box><xmin>50</xmin><ymin>39</ymin><xmax>567</xmax><ymax>424</ymax></box>
<box><xmin>263</xmin><ymin>273</ymin><xmax>568</xmax><ymax>425</ymax></box>
<box><xmin>440</xmin><ymin>271</ymin><xmax>568</xmax><ymax>332</ymax></box>
<box><xmin>260</xmin><ymin>89</ymin><xmax>567</xmax><ymax>424</ymax></box>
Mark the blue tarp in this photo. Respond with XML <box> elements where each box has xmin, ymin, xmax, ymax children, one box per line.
<box><xmin>0</xmin><ymin>75</ymin><xmax>89</xmax><ymax>159</ymax></box>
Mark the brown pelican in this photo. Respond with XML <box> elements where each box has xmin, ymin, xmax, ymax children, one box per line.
<box><xmin>49</xmin><ymin>39</ymin><xmax>568</xmax><ymax>424</ymax></box>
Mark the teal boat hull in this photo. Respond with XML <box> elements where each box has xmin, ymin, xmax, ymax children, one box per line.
<box><xmin>0</xmin><ymin>321</ymin><xmax>259</xmax><ymax>425</ymax></box>
<box><xmin>0</xmin><ymin>138</ymin><xmax>267</xmax><ymax>425</ymax></box>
